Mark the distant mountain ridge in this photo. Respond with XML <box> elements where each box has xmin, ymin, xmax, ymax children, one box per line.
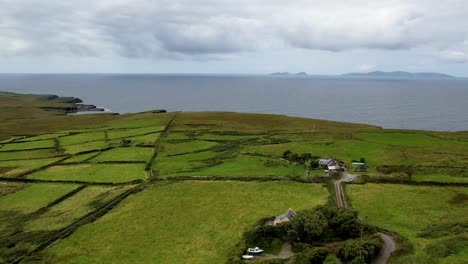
<box><xmin>342</xmin><ymin>71</ymin><xmax>455</xmax><ymax>78</ymax></box>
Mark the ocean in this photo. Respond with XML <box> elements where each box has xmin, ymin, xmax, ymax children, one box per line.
<box><xmin>1</xmin><ymin>74</ymin><xmax>467</xmax><ymax>131</ymax></box>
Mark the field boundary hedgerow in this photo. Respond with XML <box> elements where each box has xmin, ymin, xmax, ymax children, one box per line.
<box><xmin>12</xmin><ymin>184</ymin><xmax>147</xmax><ymax>264</ymax></box>
<box><xmin>0</xmin><ymin>177</ymin><xmax>143</xmax><ymax>186</ymax></box>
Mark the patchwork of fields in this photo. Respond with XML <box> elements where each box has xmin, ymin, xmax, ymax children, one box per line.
<box><xmin>0</xmin><ymin>95</ymin><xmax>467</xmax><ymax>263</ymax></box>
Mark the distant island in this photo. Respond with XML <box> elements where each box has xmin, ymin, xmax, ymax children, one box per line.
<box><xmin>342</xmin><ymin>71</ymin><xmax>455</xmax><ymax>78</ymax></box>
<box><xmin>270</xmin><ymin>72</ymin><xmax>308</xmax><ymax>76</ymax></box>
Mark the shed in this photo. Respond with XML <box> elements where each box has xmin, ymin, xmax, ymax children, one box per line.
<box><xmin>352</xmin><ymin>162</ymin><xmax>366</xmax><ymax>168</ymax></box>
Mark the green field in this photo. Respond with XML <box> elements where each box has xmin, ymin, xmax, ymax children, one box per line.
<box><xmin>24</xmin><ymin>185</ymin><xmax>133</xmax><ymax>231</ymax></box>
<box><xmin>61</xmin><ymin>152</ymin><xmax>100</xmax><ymax>163</ymax></box>
<box><xmin>0</xmin><ymin>139</ymin><xmax>55</xmax><ymax>151</ymax></box>
<box><xmin>91</xmin><ymin>147</ymin><xmax>153</xmax><ymax>162</ymax></box>
<box><xmin>0</xmin><ymin>183</ymin><xmax>79</xmax><ymax>214</ymax></box>
<box><xmin>0</xmin><ymin>93</ymin><xmax>467</xmax><ymax>263</ymax></box>
<box><xmin>107</xmin><ymin>126</ymin><xmax>164</xmax><ymax>140</ymax></box>
<box><xmin>26</xmin><ymin>164</ymin><xmax>146</xmax><ymax>183</ymax></box>
<box><xmin>44</xmin><ymin>181</ymin><xmax>328</xmax><ymax>263</ymax></box>
<box><xmin>347</xmin><ymin>183</ymin><xmax>468</xmax><ymax>264</ymax></box>
<box><xmin>0</xmin><ymin>157</ymin><xmax>64</xmax><ymax>177</ymax></box>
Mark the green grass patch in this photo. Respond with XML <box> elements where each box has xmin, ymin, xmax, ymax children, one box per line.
<box><xmin>91</xmin><ymin>147</ymin><xmax>153</xmax><ymax>162</ymax></box>
<box><xmin>354</xmin><ymin>132</ymin><xmax>445</xmax><ymax>146</ymax></box>
<box><xmin>0</xmin><ymin>183</ymin><xmax>79</xmax><ymax>214</ymax></box>
<box><xmin>59</xmin><ymin>132</ymin><xmax>106</xmax><ymax>146</ymax></box>
<box><xmin>26</xmin><ymin>164</ymin><xmax>146</xmax><ymax>183</ymax></box>
<box><xmin>24</xmin><ymin>185</ymin><xmax>133</xmax><ymax>231</ymax></box>
<box><xmin>0</xmin><ymin>149</ymin><xmax>61</xmax><ymax>161</ymax></box>
<box><xmin>412</xmin><ymin>173</ymin><xmax>468</xmax><ymax>183</ymax></box>
<box><xmin>195</xmin><ymin>133</ymin><xmax>261</xmax><ymax>141</ymax></box>
<box><xmin>63</xmin><ymin>141</ymin><xmax>109</xmax><ymax>155</ymax></box>
<box><xmin>107</xmin><ymin>126</ymin><xmax>164</xmax><ymax>140</ymax></box>
<box><xmin>154</xmin><ymin>151</ymin><xmax>219</xmax><ymax>175</ymax></box>
<box><xmin>61</xmin><ymin>152</ymin><xmax>100</xmax><ymax>163</ymax></box>
<box><xmin>0</xmin><ymin>157</ymin><xmax>64</xmax><ymax>177</ymax></box>
<box><xmin>178</xmin><ymin>154</ymin><xmax>304</xmax><ymax>177</ymax></box>
<box><xmin>45</xmin><ymin>181</ymin><xmax>328</xmax><ymax>263</ymax></box>
<box><xmin>0</xmin><ymin>139</ymin><xmax>55</xmax><ymax>151</ymax></box>
<box><xmin>106</xmin><ymin>112</ymin><xmax>175</xmax><ymax>129</ymax></box>
<box><xmin>347</xmin><ymin>183</ymin><xmax>468</xmax><ymax>263</ymax></box>
<box><xmin>161</xmin><ymin>140</ymin><xmax>219</xmax><ymax>156</ymax></box>
<box><xmin>109</xmin><ymin>132</ymin><xmax>161</xmax><ymax>146</ymax></box>
<box><xmin>15</xmin><ymin>133</ymin><xmax>68</xmax><ymax>142</ymax></box>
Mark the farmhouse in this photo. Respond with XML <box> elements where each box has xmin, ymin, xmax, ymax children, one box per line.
<box><xmin>273</xmin><ymin>208</ymin><xmax>296</xmax><ymax>226</ymax></box>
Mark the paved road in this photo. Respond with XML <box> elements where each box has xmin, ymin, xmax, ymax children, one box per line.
<box><xmin>334</xmin><ymin>171</ymin><xmax>396</xmax><ymax>264</ymax></box>
<box><xmin>372</xmin><ymin>233</ymin><xmax>397</xmax><ymax>264</ymax></box>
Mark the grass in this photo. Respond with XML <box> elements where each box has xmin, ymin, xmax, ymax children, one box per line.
<box><xmin>0</xmin><ymin>157</ymin><xmax>64</xmax><ymax>177</ymax></box>
<box><xmin>0</xmin><ymin>139</ymin><xmax>55</xmax><ymax>151</ymax></box>
<box><xmin>91</xmin><ymin>147</ymin><xmax>153</xmax><ymax>162</ymax></box>
<box><xmin>107</xmin><ymin>126</ymin><xmax>164</xmax><ymax>140</ymax></box>
<box><xmin>0</xmin><ymin>183</ymin><xmax>79</xmax><ymax>214</ymax></box>
<box><xmin>63</xmin><ymin>141</ymin><xmax>109</xmax><ymax>155</ymax></box>
<box><xmin>347</xmin><ymin>183</ymin><xmax>468</xmax><ymax>264</ymax></box>
<box><xmin>176</xmin><ymin>154</ymin><xmax>304</xmax><ymax>177</ymax></box>
<box><xmin>44</xmin><ymin>181</ymin><xmax>328</xmax><ymax>264</ymax></box>
<box><xmin>59</xmin><ymin>132</ymin><xmax>106</xmax><ymax>146</ymax></box>
<box><xmin>412</xmin><ymin>173</ymin><xmax>468</xmax><ymax>183</ymax></box>
<box><xmin>61</xmin><ymin>152</ymin><xmax>100</xmax><ymax>163</ymax></box>
<box><xmin>354</xmin><ymin>132</ymin><xmax>446</xmax><ymax>146</ymax></box>
<box><xmin>161</xmin><ymin>140</ymin><xmax>219</xmax><ymax>156</ymax></box>
<box><xmin>24</xmin><ymin>185</ymin><xmax>133</xmax><ymax>231</ymax></box>
<box><xmin>0</xmin><ymin>93</ymin><xmax>467</xmax><ymax>262</ymax></box>
<box><xmin>0</xmin><ymin>149</ymin><xmax>62</xmax><ymax>161</ymax></box>
<box><xmin>109</xmin><ymin>132</ymin><xmax>160</xmax><ymax>146</ymax></box>
<box><xmin>26</xmin><ymin>164</ymin><xmax>146</xmax><ymax>183</ymax></box>
<box><xmin>154</xmin><ymin>151</ymin><xmax>219</xmax><ymax>175</ymax></box>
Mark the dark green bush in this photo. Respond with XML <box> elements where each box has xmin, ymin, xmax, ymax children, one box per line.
<box><xmin>425</xmin><ymin>236</ymin><xmax>468</xmax><ymax>258</ymax></box>
<box><xmin>336</xmin><ymin>235</ymin><xmax>382</xmax><ymax>264</ymax></box>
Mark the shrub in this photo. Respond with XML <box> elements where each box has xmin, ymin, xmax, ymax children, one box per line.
<box><xmin>336</xmin><ymin>235</ymin><xmax>382</xmax><ymax>264</ymax></box>
<box><xmin>425</xmin><ymin>236</ymin><xmax>468</xmax><ymax>258</ymax></box>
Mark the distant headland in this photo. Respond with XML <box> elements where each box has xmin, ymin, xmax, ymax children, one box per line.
<box><xmin>270</xmin><ymin>71</ymin><xmax>455</xmax><ymax>78</ymax></box>
<box><xmin>341</xmin><ymin>71</ymin><xmax>455</xmax><ymax>78</ymax></box>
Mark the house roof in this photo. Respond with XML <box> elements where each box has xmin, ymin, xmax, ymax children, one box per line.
<box><xmin>275</xmin><ymin>209</ymin><xmax>296</xmax><ymax>222</ymax></box>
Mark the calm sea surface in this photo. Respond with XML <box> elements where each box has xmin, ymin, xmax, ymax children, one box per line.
<box><xmin>1</xmin><ymin>74</ymin><xmax>467</xmax><ymax>131</ymax></box>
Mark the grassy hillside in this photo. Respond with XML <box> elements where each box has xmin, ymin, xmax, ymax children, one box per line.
<box><xmin>44</xmin><ymin>181</ymin><xmax>328</xmax><ymax>263</ymax></box>
<box><xmin>347</xmin><ymin>184</ymin><xmax>468</xmax><ymax>264</ymax></box>
<box><xmin>0</xmin><ymin>92</ymin><xmax>467</xmax><ymax>263</ymax></box>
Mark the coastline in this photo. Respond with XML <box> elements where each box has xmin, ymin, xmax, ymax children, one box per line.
<box><xmin>37</xmin><ymin>94</ymin><xmax>107</xmax><ymax>114</ymax></box>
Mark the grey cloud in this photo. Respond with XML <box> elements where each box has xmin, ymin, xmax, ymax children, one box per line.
<box><xmin>1</xmin><ymin>0</ymin><xmax>468</xmax><ymax>59</ymax></box>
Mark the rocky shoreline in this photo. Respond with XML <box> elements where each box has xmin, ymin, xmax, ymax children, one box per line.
<box><xmin>38</xmin><ymin>94</ymin><xmax>106</xmax><ymax>114</ymax></box>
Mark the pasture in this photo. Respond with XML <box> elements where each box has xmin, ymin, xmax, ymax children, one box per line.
<box><xmin>44</xmin><ymin>181</ymin><xmax>328</xmax><ymax>264</ymax></box>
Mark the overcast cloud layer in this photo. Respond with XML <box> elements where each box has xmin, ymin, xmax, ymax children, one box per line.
<box><xmin>1</xmin><ymin>0</ymin><xmax>467</xmax><ymax>74</ymax></box>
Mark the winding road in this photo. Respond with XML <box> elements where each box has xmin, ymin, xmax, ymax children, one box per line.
<box><xmin>335</xmin><ymin>171</ymin><xmax>396</xmax><ymax>264</ymax></box>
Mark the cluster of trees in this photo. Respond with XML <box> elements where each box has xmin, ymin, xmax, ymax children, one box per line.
<box><xmin>239</xmin><ymin>205</ymin><xmax>381</xmax><ymax>264</ymax></box>
<box><xmin>287</xmin><ymin>206</ymin><xmax>363</xmax><ymax>242</ymax></box>
<box><xmin>337</xmin><ymin>234</ymin><xmax>382</xmax><ymax>264</ymax></box>
<box><xmin>282</xmin><ymin>150</ymin><xmax>319</xmax><ymax>168</ymax></box>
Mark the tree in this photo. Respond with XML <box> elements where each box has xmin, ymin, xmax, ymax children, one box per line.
<box><xmin>310</xmin><ymin>159</ymin><xmax>319</xmax><ymax>169</ymax></box>
<box><xmin>315</xmin><ymin>205</ymin><xmax>360</xmax><ymax>239</ymax></box>
<box><xmin>283</xmin><ymin>150</ymin><xmax>292</xmax><ymax>158</ymax></box>
<box><xmin>288</xmin><ymin>210</ymin><xmax>328</xmax><ymax>243</ymax></box>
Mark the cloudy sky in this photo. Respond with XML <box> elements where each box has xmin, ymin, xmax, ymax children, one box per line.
<box><xmin>1</xmin><ymin>0</ymin><xmax>467</xmax><ymax>76</ymax></box>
